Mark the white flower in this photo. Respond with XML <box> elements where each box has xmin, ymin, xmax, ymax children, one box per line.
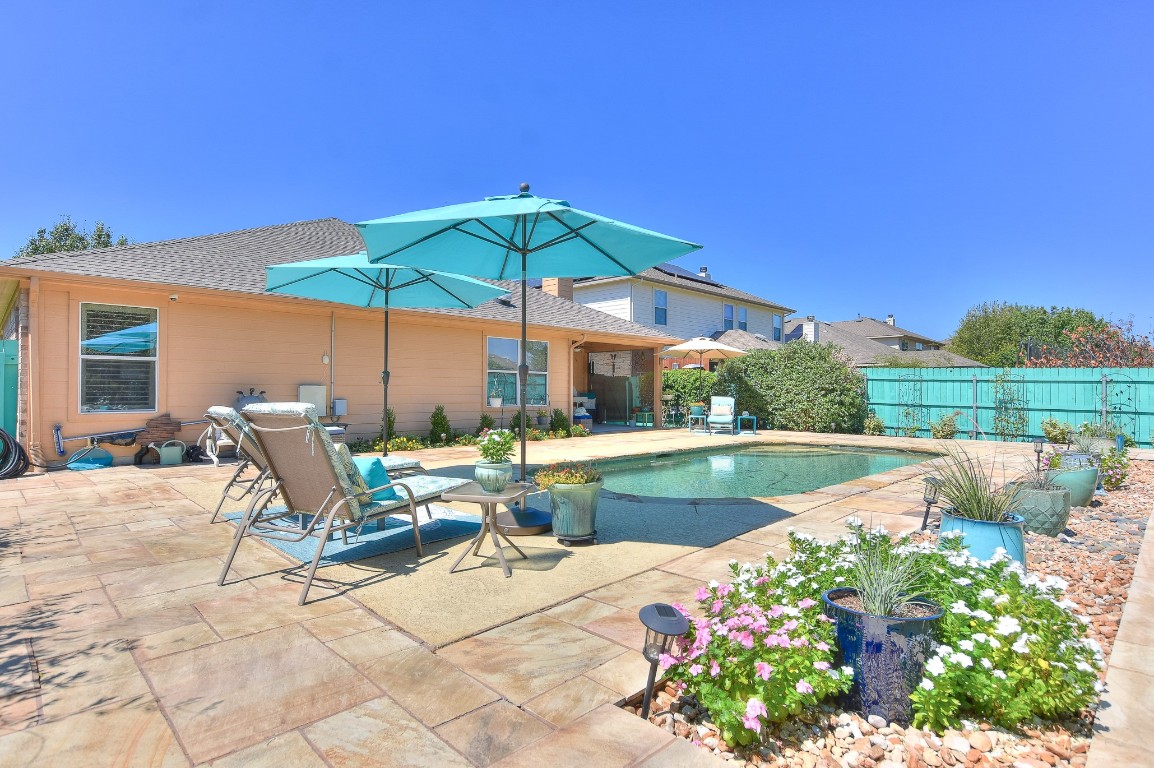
<box><xmin>978</xmin><ymin>589</ymin><xmax>997</xmax><ymax>600</ymax></box>
<box><xmin>993</xmin><ymin>670</ymin><xmax>1008</xmax><ymax>680</ymax></box>
<box><xmin>845</xmin><ymin>516</ymin><xmax>863</xmax><ymax>527</ymax></box>
<box><xmin>834</xmin><ymin>576</ymin><xmax>845</xmax><ymax>583</ymax></box>
<box><xmin>980</xmin><ymin>658</ymin><xmax>993</xmax><ymax>669</ymax></box>
<box><xmin>993</xmin><ymin>594</ymin><xmax>1009</xmax><ymax>606</ymax></box>
<box><xmin>987</xmin><ymin>636</ymin><xmax>1002</xmax><ymax>649</ymax></box>
<box><xmin>949</xmin><ymin>652</ymin><xmax>974</xmax><ymax>668</ymax></box>
<box><xmin>925</xmin><ymin>656</ymin><xmax>946</xmax><ymax>676</ymax></box>
<box><xmin>708</xmin><ymin>580</ymin><xmax>720</xmax><ymax>589</ymax></box>
<box><xmin>920</xmin><ymin>678</ymin><xmax>934</xmax><ymax>690</ymax></box>
<box><xmin>972</xmin><ymin>632</ymin><xmax>990</xmax><ymax>644</ymax></box>
<box><xmin>972</xmin><ymin>609</ymin><xmax>994</xmax><ymax>622</ymax></box>
<box><xmin>841</xmin><ymin>666</ymin><xmax>854</xmax><ymax>677</ymax></box>
<box><xmin>994</xmin><ymin>616</ymin><xmax>1022</xmax><ymax>636</ymax></box>
<box><xmin>950</xmin><ymin>601</ymin><xmax>971</xmax><ymax>615</ymax></box>
<box><xmin>1012</xmin><ymin>634</ymin><xmax>1030</xmax><ymax>654</ymax></box>
<box><xmin>953</xmin><ymin>577</ymin><xmax>972</xmax><ymax>586</ymax></box>
<box><xmin>958</xmin><ymin>640</ymin><xmax>974</xmax><ymax>652</ymax></box>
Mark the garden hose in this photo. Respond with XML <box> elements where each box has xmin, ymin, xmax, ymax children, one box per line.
<box><xmin>0</xmin><ymin>427</ymin><xmax>104</xmax><ymax>479</ymax></box>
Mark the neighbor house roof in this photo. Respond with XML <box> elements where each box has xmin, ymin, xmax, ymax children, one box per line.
<box><xmin>708</xmin><ymin>329</ymin><xmax>781</xmax><ymax>351</ymax></box>
<box><xmin>0</xmin><ymin>218</ymin><xmax>678</xmax><ymax>342</ymax></box>
<box><xmin>830</xmin><ymin>316</ymin><xmax>941</xmax><ymax>345</ymax></box>
<box><xmin>575</xmin><ymin>262</ymin><xmax>794</xmax><ymax>314</ymax></box>
<box><xmin>782</xmin><ymin>318</ymin><xmax>984</xmax><ymax>367</ymax></box>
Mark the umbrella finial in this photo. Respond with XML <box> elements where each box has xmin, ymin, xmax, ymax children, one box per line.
<box><xmin>519</xmin><ymin>182</ymin><xmax>530</xmax><ymax>194</ymax></box>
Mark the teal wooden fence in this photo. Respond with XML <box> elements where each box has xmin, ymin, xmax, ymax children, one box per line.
<box><xmin>863</xmin><ymin>368</ymin><xmax>1154</xmax><ymax>447</ymax></box>
<box><xmin>0</xmin><ymin>340</ymin><xmax>16</xmax><ymax>435</ymax></box>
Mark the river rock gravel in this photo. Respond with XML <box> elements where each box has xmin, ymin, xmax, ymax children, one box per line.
<box><xmin>628</xmin><ymin>459</ymin><xmax>1152</xmax><ymax>767</ymax></box>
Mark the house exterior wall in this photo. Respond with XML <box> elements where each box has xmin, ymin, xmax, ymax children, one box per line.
<box><xmin>17</xmin><ymin>277</ymin><xmax>607</xmax><ymax>464</ymax></box>
<box><xmin>575</xmin><ymin>280</ymin><xmax>783</xmax><ymax>342</ymax></box>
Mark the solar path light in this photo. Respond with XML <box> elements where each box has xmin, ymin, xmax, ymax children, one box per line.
<box><xmin>920</xmin><ymin>476</ymin><xmax>940</xmax><ymax>531</ymax></box>
<box><xmin>638</xmin><ymin>603</ymin><xmax>689</xmax><ymax>720</ymax></box>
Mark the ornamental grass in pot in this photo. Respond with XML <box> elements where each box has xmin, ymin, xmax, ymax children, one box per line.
<box><xmin>534</xmin><ymin>462</ymin><xmax>603</xmax><ymax>545</ymax></box>
<box><xmin>931</xmin><ymin>447</ymin><xmax>1025</xmax><ymax>563</ymax></box>
<box><xmin>822</xmin><ymin>531</ymin><xmax>942</xmax><ymax>726</ymax></box>
<box><xmin>1005</xmin><ymin>465</ymin><xmax>1072</xmax><ymax>537</ymax></box>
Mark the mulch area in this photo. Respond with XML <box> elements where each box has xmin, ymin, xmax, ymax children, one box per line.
<box><xmin>630</xmin><ymin>460</ymin><xmax>1153</xmax><ymax>768</ymax></box>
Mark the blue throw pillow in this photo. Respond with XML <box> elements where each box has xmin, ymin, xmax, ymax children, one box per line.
<box><xmin>351</xmin><ymin>457</ymin><xmax>401</xmax><ymax>502</ymax></box>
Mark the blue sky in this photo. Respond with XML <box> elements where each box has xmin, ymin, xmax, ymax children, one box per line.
<box><xmin>2</xmin><ymin>2</ymin><xmax>1151</xmax><ymax>340</ymax></box>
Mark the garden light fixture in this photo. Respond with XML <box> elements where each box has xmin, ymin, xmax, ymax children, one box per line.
<box><xmin>1033</xmin><ymin>437</ymin><xmax>1046</xmax><ymax>471</ymax></box>
<box><xmin>920</xmin><ymin>476</ymin><xmax>940</xmax><ymax>531</ymax></box>
<box><xmin>638</xmin><ymin>602</ymin><xmax>689</xmax><ymax>720</ymax></box>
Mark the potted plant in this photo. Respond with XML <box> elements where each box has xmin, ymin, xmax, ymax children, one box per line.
<box><xmin>689</xmin><ymin>401</ymin><xmax>705</xmax><ymax>416</ymax></box>
<box><xmin>488</xmin><ymin>388</ymin><xmax>503</xmax><ymax>408</ymax></box>
<box><xmin>534</xmin><ymin>462</ymin><xmax>603</xmax><ymax>545</ymax></box>
<box><xmin>475</xmin><ymin>428</ymin><xmax>515</xmax><ymax>493</ymax></box>
<box><xmin>1005</xmin><ymin>465</ymin><xmax>1072</xmax><ymax>537</ymax></box>
<box><xmin>1077</xmin><ymin>421</ymin><xmax>1116</xmax><ymax>458</ymax></box>
<box><xmin>822</xmin><ymin>534</ymin><xmax>942</xmax><ymax>726</ymax></box>
<box><xmin>535</xmin><ymin>409</ymin><xmax>549</xmax><ymax>426</ymax></box>
<box><xmin>931</xmin><ymin>446</ymin><xmax>1026</xmax><ymax>564</ymax></box>
<box><xmin>1046</xmin><ymin>446</ymin><xmax>1099</xmax><ymax>507</ymax></box>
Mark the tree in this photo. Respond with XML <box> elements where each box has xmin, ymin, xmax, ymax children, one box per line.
<box><xmin>1021</xmin><ymin>320</ymin><xmax>1154</xmax><ymax>368</ymax></box>
<box><xmin>715</xmin><ymin>341</ymin><xmax>868</xmax><ymax>433</ymax></box>
<box><xmin>15</xmin><ymin>215</ymin><xmax>129</xmax><ymax>257</ymax></box>
<box><xmin>946</xmin><ymin>302</ymin><xmax>1105</xmax><ymax>367</ymax></box>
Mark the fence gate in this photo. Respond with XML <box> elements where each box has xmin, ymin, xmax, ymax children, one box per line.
<box><xmin>898</xmin><ymin>373</ymin><xmax>926</xmax><ymax>437</ymax></box>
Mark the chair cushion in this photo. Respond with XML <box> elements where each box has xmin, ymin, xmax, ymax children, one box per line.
<box><xmin>364</xmin><ymin>475</ymin><xmax>471</xmax><ymax>514</ymax></box>
<box><xmin>711</xmin><ymin>405</ymin><xmax>732</xmax><ymax>417</ymax></box>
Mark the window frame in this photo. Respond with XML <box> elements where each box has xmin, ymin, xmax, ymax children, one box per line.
<box><xmin>653</xmin><ymin>289</ymin><xmax>668</xmax><ymax>326</ymax></box>
<box><xmin>772</xmin><ymin>314</ymin><xmax>782</xmax><ymax>342</ymax></box>
<box><xmin>723</xmin><ymin>303</ymin><xmax>734</xmax><ymax>331</ymax></box>
<box><xmin>78</xmin><ymin>302</ymin><xmax>159</xmax><ymax>414</ymax></box>
<box><xmin>737</xmin><ymin>306</ymin><xmax>747</xmax><ymax>331</ymax></box>
<box><xmin>485</xmin><ymin>336</ymin><xmax>549</xmax><ymax>407</ymax></box>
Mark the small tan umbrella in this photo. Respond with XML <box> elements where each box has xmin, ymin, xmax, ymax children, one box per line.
<box><xmin>661</xmin><ymin>337</ymin><xmax>748</xmax><ymax>403</ymax></box>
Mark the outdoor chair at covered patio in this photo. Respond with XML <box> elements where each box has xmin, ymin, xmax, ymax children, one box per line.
<box><xmin>217</xmin><ymin>402</ymin><xmax>468</xmax><ymax>604</ymax></box>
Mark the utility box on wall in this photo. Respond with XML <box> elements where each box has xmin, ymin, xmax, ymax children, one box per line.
<box><xmin>297</xmin><ymin>384</ymin><xmax>328</xmax><ymax>418</ymax></box>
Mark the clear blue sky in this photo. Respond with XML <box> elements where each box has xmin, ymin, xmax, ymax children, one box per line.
<box><xmin>2</xmin><ymin>2</ymin><xmax>1152</xmax><ymax>341</ymax></box>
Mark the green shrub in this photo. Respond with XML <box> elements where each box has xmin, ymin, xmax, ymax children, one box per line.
<box><xmin>550</xmin><ymin>408</ymin><xmax>571</xmax><ymax>436</ymax></box>
<box><xmin>1099</xmin><ymin>447</ymin><xmax>1130</xmax><ymax>490</ymax></box>
<box><xmin>1040</xmin><ymin>417</ymin><xmax>1072</xmax><ymax>445</ymax></box>
<box><xmin>381</xmin><ymin>407</ymin><xmax>396</xmax><ymax>442</ymax></box>
<box><xmin>929</xmin><ymin>412</ymin><xmax>959</xmax><ymax>440</ymax></box>
<box><xmin>385</xmin><ymin>435</ymin><xmax>425</xmax><ymax>451</ymax></box>
<box><xmin>714</xmin><ymin>342</ymin><xmax>867</xmax><ymax>433</ymax></box>
<box><xmin>862</xmin><ymin>412</ymin><xmax>885</xmax><ymax>436</ymax></box>
<box><xmin>569</xmin><ymin>424</ymin><xmax>591</xmax><ymax>437</ymax></box>
<box><xmin>662</xmin><ymin>368</ymin><xmax>718</xmax><ymax>411</ymax></box>
<box><xmin>477</xmin><ymin>413</ymin><xmax>496</xmax><ymax>435</ymax></box>
<box><xmin>429</xmin><ymin>405</ymin><xmax>452</xmax><ymax>445</ymax></box>
<box><xmin>454</xmin><ymin>434</ymin><xmax>478</xmax><ymax>446</ymax></box>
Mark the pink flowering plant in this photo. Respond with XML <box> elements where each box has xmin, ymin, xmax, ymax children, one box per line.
<box><xmin>663</xmin><ymin>552</ymin><xmax>852</xmax><ymax>746</ymax></box>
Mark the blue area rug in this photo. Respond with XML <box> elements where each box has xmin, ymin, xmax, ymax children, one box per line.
<box><xmin>223</xmin><ymin>505</ymin><xmax>481</xmax><ymax>566</ymax></box>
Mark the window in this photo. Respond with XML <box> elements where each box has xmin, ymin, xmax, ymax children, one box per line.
<box><xmin>772</xmin><ymin>314</ymin><xmax>782</xmax><ymax>342</ymax></box>
<box><xmin>738</xmin><ymin>306</ymin><xmax>747</xmax><ymax>331</ymax></box>
<box><xmin>80</xmin><ymin>303</ymin><xmax>158</xmax><ymax>413</ymax></box>
<box><xmin>901</xmin><ymin>340</ymin><xmax>910</xmax><ymax>351</ymax></box>
<box><xmin>915</xmin><ymin>342</ymin><xmax>924</xmax><ymax>351</ymax></box>
<box><xmin>486</xmin><ymin>337</ymin><xmax>548</xmax><ymax>406</ymax></box>
<box><xmin>723</xmin><ymin>304</ymin><xmax>734</xmax><ymax>331</ymax></box>
<box><xmin>653</xmin><ymin>289</ymin><xmax>667</xmax><ymax>326</ymax></box>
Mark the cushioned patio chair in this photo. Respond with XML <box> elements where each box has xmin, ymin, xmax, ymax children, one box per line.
<box><xmin>203</xmin><ymin>405</ymin><xmax>424</xmax><ymax>523</ymax></box>
<box><xmin>218</xmin><ymin>402</ymin><xmax>468</xmax><ymax>605</ymax></box>
<box><xmin>707</xmin><ymin>396</ymin><xmax>737</xmax><ymax>435</ymax></box>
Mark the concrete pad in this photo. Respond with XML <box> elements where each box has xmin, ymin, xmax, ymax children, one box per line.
<box><xmin>435</xmin><ymin>700</ymin><xmax>554</xmax><ymax>766</ymax></box>
<box><xmin>490</xmin><ymin>703</ymin><xmax>672</xmax><ymax>768</ymax></box>
<box><xmin>523</xmin><ymin>675</ymin><xmax>622</xmax><ymax>727</ymax></box>
<box><xmin>304</xmin><ymin>696</ymin><xmax>471</xmax><ymax>767</ymax></box>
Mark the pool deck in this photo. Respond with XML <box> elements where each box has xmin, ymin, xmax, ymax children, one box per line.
<box><xmin>0</xmin><ymin>430</ymin><xmax>1148</xmax><ymax>766</ymax></box>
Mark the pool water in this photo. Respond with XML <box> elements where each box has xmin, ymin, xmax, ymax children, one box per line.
<box><xmin>598</xmin><ymin>444</ymin><xmax>935</xmax><ymax>499</ymax></box>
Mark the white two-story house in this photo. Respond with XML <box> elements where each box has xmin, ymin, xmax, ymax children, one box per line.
<box><xmin>571</xmin><ymin>263</ymin><xmax>794</xmax><ymax>356</ymax></box>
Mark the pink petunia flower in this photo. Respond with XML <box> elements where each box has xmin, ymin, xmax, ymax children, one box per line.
<box><xmin>815</xmin><ymin>641</ymin><xmax>830</xmax><ymax>651</ymax></box>
<box><xmin>717</xmin><ymin>584</ymin><xmax>733</xmax><ymax>596</ymax></box>
<box><xmin>798</xmin><ymin>597</ymin><xmax>817</xmax><ymax>609</ymax></box>
<box><xmin>813</xmin><ymin>661</ymin><xmax>830</xmax><ymax>671</ymax></box>
<box><xmin>735</xmin><ymin>631</ymin><xmax>754</xmax><ymax>649</ymax></box>
<box><xmin>695</xmin><ymin>586</ymin><xmax>710</xmax><ymax>601</ymax></box>
<box><xmin>795</xmin><ymin>679</ymin><xmax>814</xmax><ymax>694</ymax></box>
<box><xmin>688</xmin><ymin>664</ymin><xmax>703</xmax><ymax>676</ymax></box>
<box><xmin>742</xmin><ymin>698</ymin><xmax>767</xmax><ymax>732</ymax></box>
<box><xmin>710</xmin><ymin>660</ymin><xmax>721</xmax><ymax>677</ymax></box>
<box><xmin>659</xmin><ymin>653</ymin><xmax>677</xmax><ymax>670</ymax></box>
<box><xmin>710</xmin><ymin>599</ymin><xmax>724</xmax><ymax>615</ymax></box>
<box><xmin>755</xmin><ymin>662</ymin><xmax>773</xmax><ymax>680</ymax></box>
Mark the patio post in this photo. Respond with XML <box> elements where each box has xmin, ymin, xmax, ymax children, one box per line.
<box><xmin>652</xmin><ymin>346</ymin><xmax>663</xmax><ymax>428</ymax></box>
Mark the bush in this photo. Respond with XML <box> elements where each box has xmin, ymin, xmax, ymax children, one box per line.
<box><xmin>429</xmin><ymin>405</ymin><xmax>452</xmax><ymax>445</ymax></box>
<box><xmin>1099</xmin><ymin>447</ymin><xmax>1130</xmax><ymax>490</ymax></box>
<box><xmin>714</xmin><ymin>342</ymin><xmax>867</xmax><ymax>433</ymax></box>
<box><xmin>454</xmin><ymin>434</ymin><xmax>478</xmax><ymax>446</ymax></box>
<box><xmin>381</xmin><ymin>407</ymin><xmax>396</xmax><ymax>442</ymax></box>
<box><xmin>862</xmin><ymin>412</ymin><xmax>885</xmax><ymax>436</ymax></box>
<box><xmin>477</xmin><ymin>413</ymin><xmax>496</xmax><ymax>435</ymax></box>
<box><xmin>929</xmin><ymin>412</ymin><xmax>959</xmax><ymax>440</ymax></box>
<box><xmin>1040</xmin><ymin>417</ymin><xmax>1073</xmax><ymax>445</ymax></box>
<box><xmin>569</xmin><ymin>424</ymin><xmax>591</xmax><ymax>437</ymax></box>
<box><xmin>662</xmin><ymin>368</ymin><xmax>718</xmax><ymax>410</ymax></box>
<box><xmin>550</xmin><ymin>408</ymin><xmax>571</xmax><ymax>436</ymax></box>
<box><xmin>385</xmin><ymin>435</ymin><xmax>425</xmax><ymax>451</ymax></box>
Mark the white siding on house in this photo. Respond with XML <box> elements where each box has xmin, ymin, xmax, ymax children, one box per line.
<box><xmin>572</xmin><ymin>281</ymin><xmax>631</xmax><ymax>322</ymax></box>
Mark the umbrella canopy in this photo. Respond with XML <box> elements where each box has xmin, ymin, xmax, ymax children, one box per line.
<box><xmin>82</xmin><ymin>321</ymin><xmax>158</xmax><ymax>355</ymax></box>
<box><xmin>356</xmin><ymin>185</ymin><xmax>702</xmax><ymax>480</ymax></box>
<box><xmin>266</xmin><ymin>253</ymin><xmax>507</xmax><ymax>453</ymax></box>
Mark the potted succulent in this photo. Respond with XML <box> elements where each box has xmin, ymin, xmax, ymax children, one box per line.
<box><xmin>822</xmin><ymin>533</ymin><xmax>942</xmax><ymax>726</ymax></box>
<box><xmin>931</xmin><ymin>446</ymin><xmax>1026</xmax><ymax>564</ymax></box>
<box><xmin>487</xmin><ymin>388</ymin><xmax>503</xmax><ymax>408</ymax></box>
<box><xmin>1046</xmin><ymin>446</ymin><xmax>1099</xmax><ymax>507</ymax></box>
<box><xmin>534</xmin><ymin>462</ymin><xmax>603</xmax><ymax>545</ymax></box>
<box><xmin>536</xmin><ymin>409</ymin><xmax>549</xmax><ymax>426</ymax></box>
<box><xmin>475</xmin><ymin>428</ymin><xmax>516</xmax><ymax>493</ymax></box>
<box><xmin>1005</xmin><ymin>465</ymin><xmax>1072</xmax><ymax>537</ymax></box>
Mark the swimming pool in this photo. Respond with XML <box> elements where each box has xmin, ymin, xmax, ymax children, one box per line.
<box><xmin>598</xmin><ymin>444</ymin><xmax>936</xmax><ymax>499</ymax></box>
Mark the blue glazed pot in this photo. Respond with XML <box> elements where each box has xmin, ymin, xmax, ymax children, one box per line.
<box><xmin>939</xmin><ymin>509</ymin><xmax>1025</xmax><ymax>564</ymax></box>
<box><xmin>821</xmin><ymin>588</ymin><xmax>942</xmax><ymax>726</ymax></box>
<box><xmin>548</xmin><ymin>481</ymin><xmax>602</xmax><ymax>544</ymax></box>
<box><xmin>475</xmin><ymin>461</ymin><xmax>513</xmax><ymax>494</ymax></box>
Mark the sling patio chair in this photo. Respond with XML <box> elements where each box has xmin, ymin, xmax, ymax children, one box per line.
<box><xmin>203</xmin><ymin>405</ymin><xmax>424</xmax><ymax>523</ymax></box>
<box><xmin>218</xmin><ymin>402</ymin><xmax>469</xmax><ymax>604</ymax></box>
<box><xmin>706</xmin><ymin>396</ymin><xmax>737</xmax><ymax>434</ymax></box>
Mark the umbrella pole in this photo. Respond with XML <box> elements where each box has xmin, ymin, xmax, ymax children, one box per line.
<box><xmin>382</xmin><ymin>301</ymin><xmax>390</xmax><ymax>456</ymax></box>
<box><xmin>519</xmin><ymin>250</ymin><xmax>528</xmax><ymax>482</ymax></box>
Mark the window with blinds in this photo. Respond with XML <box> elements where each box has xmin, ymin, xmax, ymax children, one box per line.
<box><xmin>79</xmin><ymin>303</ymin><xmax>158</xmax><ymax>413</ymax></box>
<box><xmin>485</xmin><ymin>336</ymin><xmax>548</xmax><ymax>406</ymax></box>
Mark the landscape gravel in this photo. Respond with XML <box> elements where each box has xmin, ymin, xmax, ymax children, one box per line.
<box><xmin>629</xmin><ymin>459</ymin><xmax>1152</xmax><ymax>768</ymax></box>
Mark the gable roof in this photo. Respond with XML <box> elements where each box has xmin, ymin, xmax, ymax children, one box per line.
<box><xmin>708</xmin><ymin>329</ymin><xmax>781</xmax><ymax>351</ymax></box>
<box><xmin>830</xmin><ymin>316</ymin><xmax>941</xmax><ymax>345</ymax></box>
<box><xmin>575</xmin><ymin>262</ymin><xmax>794</xmax><ymax>314</ymax></box>
<box><xmin>0</xmin><ymin>218</ymin><xmax>678</xmax><ymax>342</ymax></box>
<box><xmin>782</xmin><ymin>318</ymin><xmax>984</xmax><ymax>367</ymax></box>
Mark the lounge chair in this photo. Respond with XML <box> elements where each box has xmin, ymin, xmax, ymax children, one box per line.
<box><xmin>203</xmin><ymin>405</ymin><xmax>424</xmax><ymax>523</ymax></box>
<box><xmin>218</xmin><ymin>402</ymin><xmax>469</xmax><ymax>605</ymax></box>
<box><xmin>706</xmin><ymin>396</ymin><xmax>736</xmax><ymax>435</ymax></box>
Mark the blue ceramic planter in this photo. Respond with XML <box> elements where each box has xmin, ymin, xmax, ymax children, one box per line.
<box><xmin>1047</xmin><ymin>466</ymin><xmax>1099</xmax><ymax>508</ymax></box>
<box><xmin>939</xmin><ymin>510</ymin><xmax>1025</xmax><ymax>564</ymax></box>
<box><xmin>822</xmin><ymin>588</ymin><xmax>942</xmax><ymax>726</ymax></box>
<box><xmin>475</xmin><ymin>461</ymin><xmax>513</xmax><ymax>493</ymax></box>
<box><xmin>548</xmin><ymin>480</ymin><xmax>602</xmax><ymax>544</ymax></box>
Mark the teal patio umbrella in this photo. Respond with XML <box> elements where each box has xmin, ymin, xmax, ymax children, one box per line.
<box><xmin>357</xmin><ymin>184</ymin><xmax>702</xmax><ymax>480</ymax></box>
<box><xmin>266</xmin><ymin>252</ymin><xmax>507</xmax><ymax>454</ymax></box>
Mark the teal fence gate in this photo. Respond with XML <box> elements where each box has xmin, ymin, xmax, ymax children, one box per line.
<box><xmin>864</xmin><ymin>368</ymin><xmax>1154</xmax><ymax>448</ymax></box>
<box><xmin>0</xmin><ymin>340</ymin><xmax>16</xmax><ymax>435</ymax></box>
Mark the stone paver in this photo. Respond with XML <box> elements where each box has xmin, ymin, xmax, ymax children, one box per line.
<box><xmin>0</xmin><ymin>431</ymin><xmax>1146</xmax><ymax>765</ymax></box>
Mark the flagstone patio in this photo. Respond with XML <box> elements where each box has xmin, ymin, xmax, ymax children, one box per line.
<box><xmin>0</xmin><ymin>430</ymin><xmax>1148</xmax><ymax>766</ymax></box>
